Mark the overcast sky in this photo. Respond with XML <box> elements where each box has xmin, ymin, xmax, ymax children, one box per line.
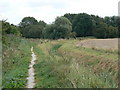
<box><xmin>0</xmin><ymin>0</ymin><xmax>119</xmax><ymax>25</ymax></box>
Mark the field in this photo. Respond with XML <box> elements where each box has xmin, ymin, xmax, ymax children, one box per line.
<box><xmin>33</xmin><ymin>38</ymin><xmax>118</xmax><ymax>88</ymax></box>
<box><xmin>2</xmin><ymin>36</ymin><xmax>119</xmax><ymax>88</ymax></box>
<box><xmin>1</xmin><ymin>0</ymin><xmax>119</xmax><ymax>88</ymax></box>
<box><xmin>76</xmin><ymin>38</ymin><xmax>118</xmax><ymax>50</ymax></box>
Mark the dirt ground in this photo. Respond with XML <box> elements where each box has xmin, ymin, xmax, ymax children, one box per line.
<box><xmin>76</xmin><ymin>38</ymin><xmax>119</xmax><ymax>50</ymax></box>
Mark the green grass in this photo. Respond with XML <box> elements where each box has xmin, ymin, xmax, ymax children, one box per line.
<box><xmin>2</xmin><ymin>35</ymin><xmax>34</xmax><ymax>88</ymax></box>
<box><xmin>59</xmin><ymin>40</ymin><xmax>118</xmax><ymax>60</ymax></box>
<box><xmin>34</xmin><ymin>39</ymin><xmax>118</xmax><ymax>88</ymax></box>
<box><xmin>2</xmin><ymin>37</ymin><xmax>118</xmax><ymax>88</ymax></box>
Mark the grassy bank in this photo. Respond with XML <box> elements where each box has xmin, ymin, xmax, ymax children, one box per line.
<box><xmin>34</xmin><ymin>39</ymin><xmax>118</xmax><ymax>88</ymax></box>
<box><xmin>2</xmin><ymin>35</ymin><xmax>34</xmax><ymax>88</ymax></box>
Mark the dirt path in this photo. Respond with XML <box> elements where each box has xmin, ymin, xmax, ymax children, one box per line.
<box><xmin>26</xmin><ymin>47</ymin><xmax>36</xmax><ymax>88</ymax></box>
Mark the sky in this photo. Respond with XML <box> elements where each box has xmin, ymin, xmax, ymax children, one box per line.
<box><xmin>0</xmin><ymin>0</ymin><xmax>119</xmax><ymax>25</ymax></box>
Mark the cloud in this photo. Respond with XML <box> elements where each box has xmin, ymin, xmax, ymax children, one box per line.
<box><xmin>27</xmin><ymin>0</ymin><xmax>68</xmax><ymax>9</ymax></box>
<box><xmin>0</xmin><ymin>0</ymin><xmax>119</xmax><ymax>25</ymax></box>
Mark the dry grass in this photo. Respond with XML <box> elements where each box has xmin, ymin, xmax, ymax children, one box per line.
<box><xmin>34</xmin><ymin>38</ymin><xmax>118</xmax><ymax>88</ymax></box>
<box><xmin>76</xmin><ymin>38</ymin><xmax>118</xmax><ymax>51</ymax></box>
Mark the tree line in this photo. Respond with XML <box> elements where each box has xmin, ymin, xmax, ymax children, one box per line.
<box><xmin>64</xmin><ymin>13</ymin><xmax>119</xmax><ymax>38</ymax></box>
<box><xmin>2</xmin><ymin>13</ymin><xmax>120</xmax><ymax>43</ymax></box>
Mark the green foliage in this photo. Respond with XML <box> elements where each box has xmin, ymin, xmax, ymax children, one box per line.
<box><xmin>19</xmin><ymin>16</ymin><xmax>38</xmax><ymax>28</ymax></box>
<box><xmin>54</xmin><ymin>16</ymin><xmax>72</xmax><ymax>39</ymax></box>
<box><xmin>107</xmin><ymin>26</ymin><xmax>118</xmax><ymax>38</ymax></box>
<box><xmin>22</xmin><ymin>25</ymin><xmax>44</xmax><ymax>38</ymax></box>
<box><xmin>17</xmin><ymin>14</ymin><xmax>119</xmax><ymax>39</ymax></box>
<box><xmin>39</xmin><ymin>20</ymin><xmax>46</xmax><ymax>27</ymax></box>
<box><xmin>69</xmin><ymin>32</ymin><xmax>77</xmax><ymax>38</ymax></box>
<box><xmin>2</xmin><ymin>21</ymin><xmax>10</xmax><ymax>44</ymax></box>
<box><xmin>117</xmin><ymin>17</ymin><xmax>120</xmax><ymax>37</ymax></box>
<box><xmin>19</xmin><ymin>17</ymin><xmax>46</xmax><ymax>38</ymax></box>
<box><xmin>9</xmin><ymin>25</ymin><xmax>21</xmax><ymax>36</ymax></box>
<box><xmin>2</xmin><ymin>36</ymin><xmax>33</xmax><ymax>88</ymax></box>
<box><xmin>55</xmin><ymin>16</ymin><xmax>72</xmax><ymax>26</ymax></box>
<box><xmin>44</xmin><ymin>16</ymin><xmax>72</xmax><ymax>39</ymax></box>
<box><xmin>2</xmin><ymin>20</ymin><xmax>21</xmax><ymax>44</ymax></box>
<box><xmin>92</xmin><ymin>22</ymin><xmax>108</xmax><ymax>38</ymax></box>
<box><xmin>2</xmin><ymin>21</ymin><xmax>11</xmax><ymax>34</ymax></box>
<box><xmin>64</xmin><ymin>13</ymin><xmax>118</xmax><ymax>38</ymax></box>
<box><xmin>64</xmin><ymin>13</ymin><xmax>76</xmax><ymax>23</ymax></box>
<box><xmin>34</xmin><ymin>39</ymin><xmax>118</xmax><ymax>88</ymax></box>
<box><xmin>93</xmin><ymin>22</ymin><xmax>118</xmax><ymax>38</ymax></box>
<box><xmin>104</xmin><ymin>16</ymin><xmax>119</xmax><ymax>27</ymax></box>
<box><xmin>43</xmin><ymin>24</ymin><xmax>56</xmax><ymax>39</ymax></box>
<box><xmin>2</xmin><ymin>13</ymin><xmax>119</xmax><ymax>40</ymax></box>
<box><xmin>72</xmin><ymin>13</ymin><xmax>94</xmax><ymax>37</ymax></box>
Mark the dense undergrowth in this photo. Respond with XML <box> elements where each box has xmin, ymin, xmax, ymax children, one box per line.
<box><xmin>34</xmin><ymin>39</ymin><xmax>118</xmax><ymax>88</ymax></box>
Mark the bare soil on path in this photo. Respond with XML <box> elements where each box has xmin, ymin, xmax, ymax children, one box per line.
<box><xmin>26</xmin><ymin>47</ymin><xmax>37</xmax><ymax>88</ymax></box>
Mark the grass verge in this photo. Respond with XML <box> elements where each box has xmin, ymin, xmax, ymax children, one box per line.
<box><xmin>2</xmin><ymin>35</ymin><xmax>34</xmax><ymax>88</ymax></box>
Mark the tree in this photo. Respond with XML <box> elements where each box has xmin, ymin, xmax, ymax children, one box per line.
<box><xmin>38</xmin><ymin>20</ymin><xmax>46</xmax><ymax>27</ymax></box>
<box><xmin>64</xmin><ymin>13</ymin><xmax>76</xmax><ymax>23</ymax></box>
<box><xmin>19</xmin><ymin>17</ymin><xmax>47</xmax><ymax>38</ymax></box>
<box><xmin>2</xmin><ymin>20</ymin><xmax>11</xmax><ymax>44</ymax></box>
<box><xmin>2</xmin><ymin>21</ymin><xmax>21</xmax><ymax>36</ymax></box>
<box><xmin>2</xmin><ymin>21</ymin><xmax>11</xmax><ymax>34</ymax></box>
<box><xmin>43</xmin><ymin>24</ymin><xmax>56</xmax><ymax>39</ymax></box>
<box><xmin>104</xmin><ymin>16</ymin><xmax>119</xmax><ymax>27</ymax></box>
<box><xmin>2</xmin><ymin>20</ymin><xmax>21</xmax><ymax>44</ymax></box>
<box><xmin>44</xmin><ymin>16</ymin><xmax>72</xmax><ymax>39</ymax></box>
<box><xmin>55</xmin><ymin>16</ymin><xmax>72</xmax><ymax>38</ymax></box>
<box><xmin>19</xmin><ymin>17</ymin><xmax>38</xmax><ymax>36</ymax></box>
<box><xmin>10</xmin><ymin>25</ymin><xmax>21</xmax><ymax>36</ymax></box>
<box><xmin>73</xmin><ymin>13</ymin><xmax>93</xmax><ymax>37</ymax></box>
<box><xmin>93</xmin><ymin>22</ymin><xmax>118</xmax><ymax>38</ymax></box>
<box><xmin>19</xmin><ymin>17</ymin><xmax>38</xmax><ymax>28</ymax></box>
<box><xmin>107</xmin><ymin>26</ymin><xmax>118</xmax><ymax>38</ymax></box>
<box><xmin>22</xmin><ymin>24</ymin><xmax>44</xmax><ymax>38</ymax></box>
<box><xmin>92</xmin><ymin>22</ymin><xmax>108</xmax><ymax>38</ymax></box>
<box><xmin>117</xmin><ymin>17</ymin><xmax>120</xmax><ymax>37</ymax></box>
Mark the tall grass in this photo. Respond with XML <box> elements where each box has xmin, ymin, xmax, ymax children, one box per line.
<box><xmin>2</xmin><ymin>35</ymin><xmax>33</xmax><ymax>88</ymax></box>
<box><xmin>34</xmin><ymin>39</ymin><xmax>118</xmax><ymax>88</ymax></box>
